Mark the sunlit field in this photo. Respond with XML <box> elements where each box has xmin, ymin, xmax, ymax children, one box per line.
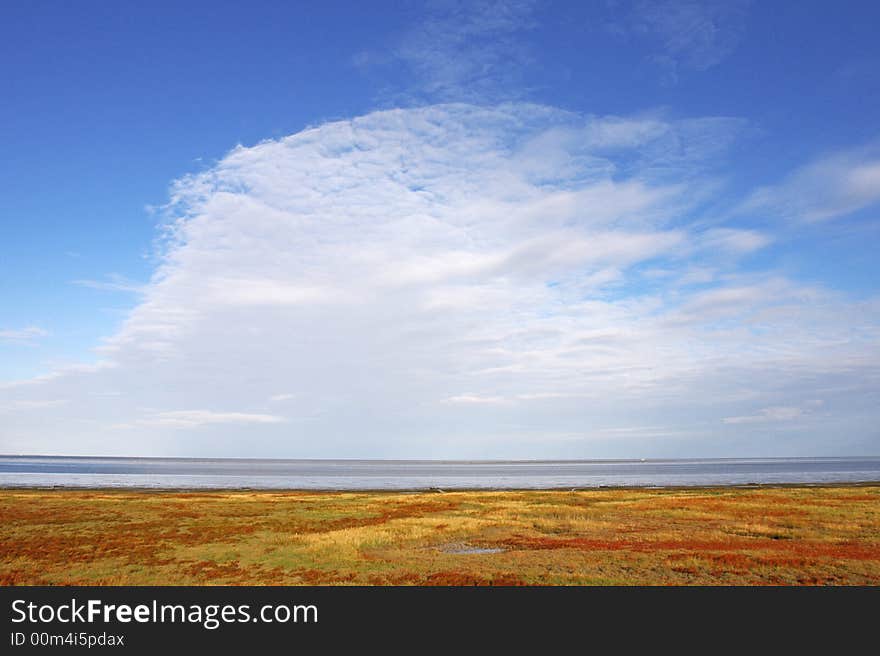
<box><xmin>2</xmin><ymin>486</ymin><xmax>878</xmax><ymax>585</ymax></box>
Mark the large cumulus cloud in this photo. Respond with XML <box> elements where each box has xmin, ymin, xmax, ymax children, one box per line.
<box><xmin>2</xmin><ymin>103</ymin><xmax>878</xmax><ymax>457</ymax></box>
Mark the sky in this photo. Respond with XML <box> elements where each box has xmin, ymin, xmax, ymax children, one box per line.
<box><xmin>1</xmin><ymin>0</ymin><xmax>879</xmax><ymax>458</ymax></box>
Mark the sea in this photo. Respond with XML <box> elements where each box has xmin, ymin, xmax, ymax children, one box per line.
<box><xmin>0</xmin><ymin>455</ymin><xmax>878</xmax><ymax>490</ymax></box>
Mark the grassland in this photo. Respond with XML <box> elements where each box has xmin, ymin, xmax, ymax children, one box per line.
<box><xmin>1</xmin><ymin>485</ymin><xmax>878</xmax><ymax>585</ymax></box>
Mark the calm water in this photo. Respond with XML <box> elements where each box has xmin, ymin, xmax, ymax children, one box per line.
<box><xmin>0</xmin><ymin>455</ymin><xmax>878</xmax><ymax>490</ymax></box>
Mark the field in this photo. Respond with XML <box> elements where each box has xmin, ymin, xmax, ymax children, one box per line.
<box><xmin>1</xmin><ymin>485</ymin><xmax>879</xmax><ymax>585</ymax></box>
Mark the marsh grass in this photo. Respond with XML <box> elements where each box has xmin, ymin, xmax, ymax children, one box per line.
<box><xmin>1</xmin><ymin>486</ymin><xmax>878</xmax><ymax>585</ymax></box>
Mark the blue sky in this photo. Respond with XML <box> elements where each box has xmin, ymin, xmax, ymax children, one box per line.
<box><xmin>1</xmin><ymin>1</ymin><xmax>879</xmax><ymax>457</ymax></box>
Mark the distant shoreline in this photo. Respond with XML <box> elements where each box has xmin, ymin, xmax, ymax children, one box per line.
<box><xmin>5</xmin><ymin>455</ymin><xmax>878</xmax><ymax>491</ymax></box>
<box><xmin>3</xmin><ymin>480</ymin><xmax>880</xmax><ymax>493</ymax></box>
<box><xmin>4</xmin><ymin>454</ymin><xmax>878</xmax><ymax>462</ymax></box>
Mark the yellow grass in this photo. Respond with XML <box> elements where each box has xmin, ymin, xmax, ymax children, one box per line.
<box><xmin>1</xmin><ymin>486</ymin><xmax>878</xmax><ymax>585</ymax></box>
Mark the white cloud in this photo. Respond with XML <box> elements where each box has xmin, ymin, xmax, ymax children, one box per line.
<box><xmin>696</xmin><ymin>228</ymin><xmax>771</xmax><ymax>255</ymax></box>
<box><xmin>1</xmin><ymin>103</ymin><xmax>878</xmax><ymax>458</ymax></box>
<box><xmin>618</xmin><ymin>0</ymin><xmax>751</xmax><ymax>84</ymax></box>
<box><xmin>743</xmin><ymin>145</ymin><xmax>880</xmax><ymax>222</ymax></box>
<box><xmin>356</xmin><ymin>0</ymin><xmax>537</xmax><ymax>102</ymax></box>
<box><xmin>722</xmin><ymin>401</ymin><xmax>824</xmax><ymax>425</ymax></box>
<box><xmin>72</xmin><ymin>274</ymin><xmax>145</xmax><ymax>294</ymax></box>
<box><xmin>0</xmin><ymin>326</ymin><xmax>49</xmax><ymax>343</ymax></box>
<box><xmin>443</xmin><ymin>394</ymin><xmax>509</xmax><ymax>405</ymax></box>
<box><xmin>133</xmin><ymin>410</ymin><xmax>286</xmax><ymax>429</ymax></box>
<box><xmin>0</xmin><ymin>399</ymin><xmax>68</xmax><ymax>413</ymax></box>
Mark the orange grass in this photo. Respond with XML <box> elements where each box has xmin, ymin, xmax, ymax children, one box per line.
<box><xmin>1</xmin><ymin>486</ymin><xmax>878</xmax><ymax>585</ymax></box>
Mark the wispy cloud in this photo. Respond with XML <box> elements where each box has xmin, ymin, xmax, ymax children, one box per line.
<box><xmin>355</xmin><ymin>0</ymin><xmax>538</xmax><ymax>102</ymax></box>
<box><xmin>613</xmin><ymin>0</ymin><xmax>751</xmax><ymax>85</ymax></box>
<box><xmin>0</xmin><ymin>399</ymin><xmax>68</xmax><ymax>413</ymax></box>
<box><xmin>742</xmin><ymin>144</ymin><xmax>880</xmax><ymax>222</ymax></box>
<box><xmin>442</xmin><ymin>394</ymin><xmax>510</xmax><ymax>405</ymax></box>
<box><xmin>695</xmin><ymin>227</ymin><xmax>771</xmax><ymax>255</ymax></box>
<box><xmin>0</xmin><ymin>326</ymin><xmax>49</xmax><ymax>344</ymax></box>
<box><xmin>72</xmin><ymin>274</ymin><xmax>146</xmax><ymax>294</ymax></box>
<box><xmin>127</xmin><ymin>410</ymin><xmax>286</xmax><ymax>429</ymax></box>
<box><xmin>722</xmin><ymin>400</ymin><xmax>824</xmax><ymax>425</ymax></box>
